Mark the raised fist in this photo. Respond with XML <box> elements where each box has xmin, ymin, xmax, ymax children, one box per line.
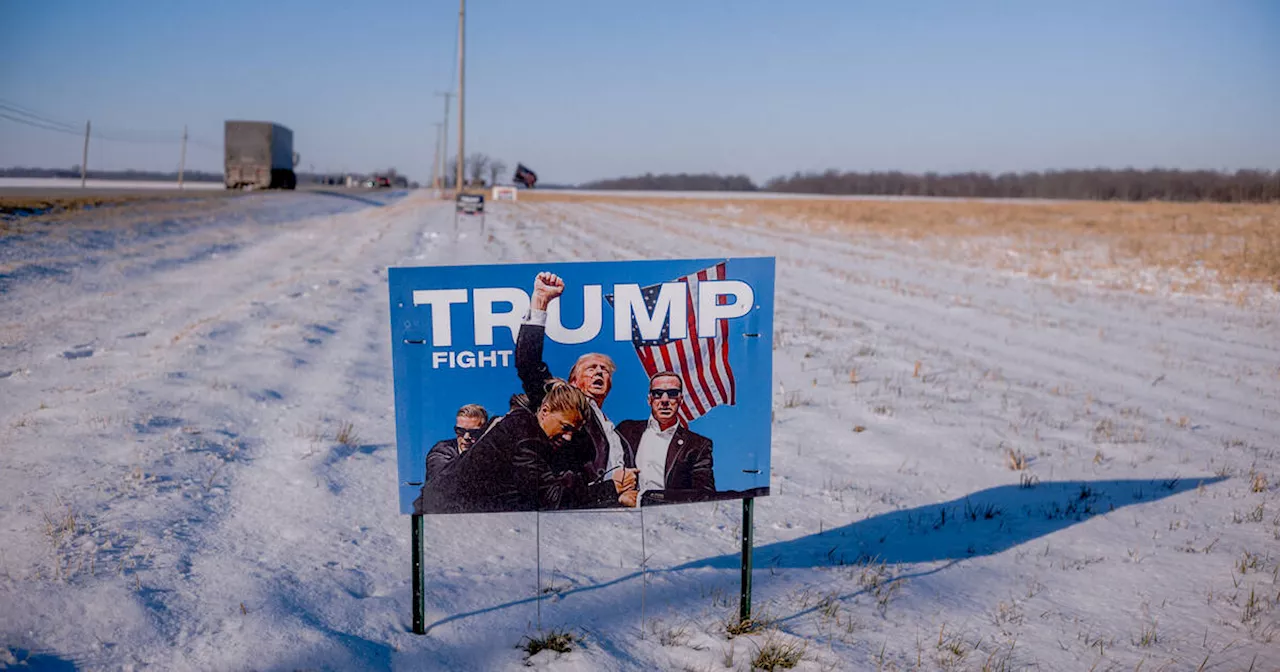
<box><xmin>531</xmin><ymin>271</ymin><xmax>564</xmax><ymax>310</ymax></box>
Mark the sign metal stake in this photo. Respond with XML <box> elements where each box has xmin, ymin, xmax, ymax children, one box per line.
<box><xmin>536</xmin><ymin>511</ymin><xmax>542</xmax><ymax>631</ymax></box>
<box><xmin>640</xmin><ymin>506</ymin><xmax>647</xmax><ymax>638</ymax></box>
<box><xmin>412</xmin><ymin>514</ymin><xmax>425</xmax><ymax>634</ymax></box>
<box><xmin>739</xmin><ymin>496</ymin><xmax>754</xmax><ymax>624</ymax></box>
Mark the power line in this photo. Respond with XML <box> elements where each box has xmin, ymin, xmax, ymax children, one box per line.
<box><xmin>0</xmin><ymin>111</ymin><xmax>83</xmax><ymax>136</ymax></box>
<box><xmin>96</xmin><ymin>129</ymin><xmax>198</xmax><ymax>145</ymax></box>
<box><xmin>1</xmin><ymin>115</ymin><xmax>220</xmax><ymax>153</ymax></box>
<box><xmin>1</xmin><ymin>98</ymin><xmax>222</xmax><ymax>148</ymax></box>
<box><xmin>0</xmin><ymin>104</ymin><xmax>81</xmax><ymax>133</ymax></box>
<box><xmin>0</xmin><ymin>100</ymin><xmax>81</xmax><ymax>130</ymax></box>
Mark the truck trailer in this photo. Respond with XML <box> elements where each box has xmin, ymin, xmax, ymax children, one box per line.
<box><xmin>224</xmin><ymin>121</ymin><xmax>299</xmax><ymax>190</ymax></box>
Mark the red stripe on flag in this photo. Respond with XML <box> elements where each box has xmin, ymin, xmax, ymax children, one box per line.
<box><xmin>625</xmin><ymin>261</ymin><xmax>739</xmax><ymax>423</ymax></box>
<box><xmin>672</xmin><ymin>337</ymin><xmax>708</xmax><ymax>418</ymax></box>
<box><xmin>638</xmin><ymin>347</ymin><xmax>658</xmax><ymax>378</ymax></box>
<box><xmin>655</xmin><ymin>343</ymin><xmax>676</xmax><ymax>377</ymax></box>
<box><xmin>683</xmin><ymin>271</ymin><xmax>719</xmax><ymax>413</ymax></box>
<box><xmin>703</xmin><ymin>263</ymin><xmax>732</xmax><ymax>405</ymax></box>
<box><xmin>719</xmin><ymin>315</ymin><xmax>736</xmax><ymax>404</ymax></box>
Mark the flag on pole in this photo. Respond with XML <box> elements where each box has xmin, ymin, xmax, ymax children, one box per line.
<box><xmin>606</xmin><ymin>261</ymin><xmax>737</xmax><ymax>424</ymax></box>
<box><xmin>513</xmin><ymin>163</ymin><xmax>538</xmax><ymax>188</ymax></box>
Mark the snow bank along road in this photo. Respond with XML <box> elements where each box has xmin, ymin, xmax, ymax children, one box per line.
<box><xmin>0</xmin><ymin>178</ymin><xmax>225</xmax><ymax>191</ymax></box>
<box><xmin>1</xmin><ymin>192</ymin><xmax>1277</xmax><ymax>670</ymax></box>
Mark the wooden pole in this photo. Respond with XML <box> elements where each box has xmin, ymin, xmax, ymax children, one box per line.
<box><xmin>81</xmin><ymin>120</ymin><xmax>90</xmax><ymax>188</ymax></box>
<box><xmin>436</xmin><ymin>92</ymin><xmax>452</xmax><ymax>189</ymax></box>
<box><xmin>455</xmin><ymin>0</ymin><xmax>465</xmax><ymax>194</ymax></box>
<box><xmin>431</xmin><ymin>122</ymin><xmax>442</xmax><ymax>191</ymax></box>
<box><xmin>178</xmin><ymin>125</ymin><xmax>188</xmax><ymax>190</ymax></box>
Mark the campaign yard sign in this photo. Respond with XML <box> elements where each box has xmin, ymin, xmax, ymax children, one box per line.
<box><xmin>456</xmin><ymin>193</ymin><xmax>485</xmax><ymax>215</ymax></box>
<box><xmin>389</xmin><ymin>257</ymin><xmax>775</xmax><ymax>515</ymax></box>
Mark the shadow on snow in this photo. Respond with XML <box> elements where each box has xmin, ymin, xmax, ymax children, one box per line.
<box><xmin>423</xmin><ymin>476</ymin><xmax>1223</xmax><ymax>637</ymax></box>
<box><xmin>309</xmin><ymin>189</ymin><xmax>391</xmax><ymax>208</ymax></box>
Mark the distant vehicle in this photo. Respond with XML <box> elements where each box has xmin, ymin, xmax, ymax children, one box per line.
<box><xmin>224</xmin><ymin>121</ymin><xmax>299</xmax><ymax>190</ymax></box>
<box><xmin>375</xmin><ymin>176</ymin><xmax>392</xmax><ymax>188</ymax></box>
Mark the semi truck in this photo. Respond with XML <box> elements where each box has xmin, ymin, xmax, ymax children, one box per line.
<box><xmin>224</xmin><ymin>121</ymin><xmax>299</xmax><ymax>190</ymax></box>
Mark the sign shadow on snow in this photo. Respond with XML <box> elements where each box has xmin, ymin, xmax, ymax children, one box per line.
<box><xmin>681</xmin><ymin>477</ymin><xmax>1223</xmax><ymax>570</ymax></box>
<box><xmin>422</xmin><ymin>476</ymin><xmax>1223</xmax><ymax>636</ymax></box>
<box><xmin>1</xmin><ymin>647</ymin><xmax>78</xmax><ymax>671</ymax></box>
<box><xmin>310</xmin><ymin>189</ymin><xmax>390</xmax><ymax>208</ymax></box>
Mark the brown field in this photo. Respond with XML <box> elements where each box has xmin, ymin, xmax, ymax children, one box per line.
<box><xmin>520</xmin><ymin>191</ymin><xmax>1280</xmax><ymax>298</ymax></box>
<box><xmin>0</xmin><ymin>190</ymin><xmax>236</xmax><ymax>229</ymax></box>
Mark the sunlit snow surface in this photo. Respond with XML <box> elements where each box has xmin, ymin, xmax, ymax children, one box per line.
<box><xmin>1</xmin><ymin>192</ymin><xmax>1277</xmax><ymax>670</ymax></box>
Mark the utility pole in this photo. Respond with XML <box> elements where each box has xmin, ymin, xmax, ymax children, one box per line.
<box><xmin>81</xmin><ymin>120</ymin><xmax>91</xmax><ymax>188</ymax></box>
<box><xmin>455</xmin><ymin>0</ymin><xmax>466</xmax><ymax>194</ymax></box>
<box><xmin>178</xmin><ymin>125</ymin><xmax>188</xmax><ymax>190</ymax></box>
<box><xmin>436</xmin><ymin>91</ymin><xmax>452</xmax><ymax>190</ymax></box>
<box><xmin>431</xmin><ymin>122</ymin><xmax>442</xmax><ymax>190</ymax></box>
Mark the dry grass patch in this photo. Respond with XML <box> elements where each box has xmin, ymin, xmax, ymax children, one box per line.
<box><xmin>334</xmin><ymin>421</ymin><xmax>360</xmax><ymax>447</ymax></box>
<box><xmin>750</xmin><ymin>636</ymin><xmax>805</xmax><ymax>671</ymax></box>
<box><xmin>518</xmin><ymin>628</ymin><xmax>577</xmax><ymax>658</ymax></box>
<box><xmin>749</xmin><ymin>198</ymin><xmax>1280</xmax><ymax>291</ymax></box>
<box><xmin>524</xmin><ymin>193</ymin><xmax>1280</xmax><ymax>294</ymax></box>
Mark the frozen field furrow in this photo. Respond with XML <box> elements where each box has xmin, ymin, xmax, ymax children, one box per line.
<box><xmin>547</xmin><ymin>203</ymin><xmax>1280</xmax><ymax>440</ymax></box>
<box><xmin>505</xmin><ymin>201</ymin><xmax>1280</xmax><ymax>668</ymax></box>
<box><xmin>589</xmin><ymin>201</ymin><xmax>1280</xmax><ymax>361</ymax></box>
<box><xmin>1</xmin><ymin>197</ymin><xmax>1277</xmax><ymax>671</ymax></box>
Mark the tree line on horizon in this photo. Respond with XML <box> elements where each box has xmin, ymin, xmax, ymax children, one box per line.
<box><xmin>580</xmin><ymin>168</ymin><xmax>1280</xmax><ymax>202</ymax></box>
<box><xmin>6</xmin><ymin>165</ymin><xmax>1278</xmax><ymax>202</ymax></box>
<box><xmin>577</xmin><ymin>172</ymin><xmax>758</xmax><ymax>192</ymax></box>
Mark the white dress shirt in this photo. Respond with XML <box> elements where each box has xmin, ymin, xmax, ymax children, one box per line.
<box><xmin>591</xmin><ymin>399</ymin><xmax>626</xmax><ymax>476</ymax></box>
<box><xmin>635</xmin><ymin>416</ymin><xmax>677</xmax><ymax>495</ymax></box>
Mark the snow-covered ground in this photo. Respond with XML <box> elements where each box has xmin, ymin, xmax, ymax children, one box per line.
<box><xmin>1</xmin><ymin>193</ymin><xmax>1277</xmax><ymax>671</ymax></box>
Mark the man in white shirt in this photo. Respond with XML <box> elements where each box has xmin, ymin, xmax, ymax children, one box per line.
<box><xmin>515</xmin><ymin>271</ymin><xmax>636</xmax><ymax>508</ymax></box>
<box><xmin>616</xmin><ymin>372</ymin><xmax>717</xmax><ymax>507</ymax></box>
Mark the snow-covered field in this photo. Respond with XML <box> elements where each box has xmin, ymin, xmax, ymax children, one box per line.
<box><xmin>531</xmin><ymin>189</ymin><xmax>1064</xmax><ymax>205</ymax></box>
<box><xmin>1</xmin><ymin>192</ymin><xmax>1277</xmax><ymax>671</ymax></box>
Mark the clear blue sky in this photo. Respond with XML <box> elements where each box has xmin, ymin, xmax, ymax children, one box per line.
<box><xmin>2</xmin><ymin>0</ymin><xmax>1277</xmax><ymax>185</ymax></box>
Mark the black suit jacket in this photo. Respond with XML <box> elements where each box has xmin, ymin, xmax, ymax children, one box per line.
<box><xmin>414</xmin><ymin>407</ymin><xmax>588</xmax><ymax>514</ymax></box>
<box><xmin>515</xmin><ymin>321</ymin><xmax>631</xmax><ymax>508</ymax></box>
<box><xmin>616</xmin><ymin>420</ymin><xmax>715</xmax><ymax>505</ymax></box>
<box><xmin>424</xmin><ymin>438</ymin><xmax>460</xmax><ymax>484</ymax></box>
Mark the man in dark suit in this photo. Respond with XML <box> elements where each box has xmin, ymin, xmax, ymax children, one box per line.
<box><xmin>415</xmin><ymin>381</ymin><xmax>597</xmax><ymax>514</ymax></box>
<box><xmin>423</xmin><ymin>404</ymin><xmax>490</xmax><ymax>484</ymax></box>
<box><xmin>616</xmin><ymin>372</ymin><xmax>716</xmax><ymax>507</ymax></box>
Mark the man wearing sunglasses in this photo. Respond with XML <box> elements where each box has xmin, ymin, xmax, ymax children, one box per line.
<box><xmin>616</xmin><ymin>372</ymin><xmax>716</xmax><ymax>507</ymax></box>
<box><xmin>424</xmin><ymin>404</ymin><xmax>490</xmax><ymax>484</ymax></box>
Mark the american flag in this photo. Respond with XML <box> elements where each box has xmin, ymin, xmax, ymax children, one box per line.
<box><xmin>606</xmin><ymin>261</ymin><xmax>737</xmax><ymax>424</ymax></box>
<box><xmin>513</xmin><ymin>163</ymin><xmax>538</xmax><ymax>188</ymax></box>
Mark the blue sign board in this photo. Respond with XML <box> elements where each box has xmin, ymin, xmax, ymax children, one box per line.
<box><xmin>389</xmin><ymin>257</ymin><xmax>774</xmax><ymax>514</ymax></box>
